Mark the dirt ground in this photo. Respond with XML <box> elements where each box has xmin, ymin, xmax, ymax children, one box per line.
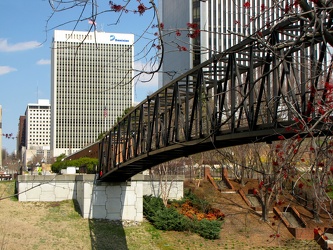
<box><xmin>184</xmin><ymin>178</ymin><xmax>328</xmax><ymax>249</ymax></box>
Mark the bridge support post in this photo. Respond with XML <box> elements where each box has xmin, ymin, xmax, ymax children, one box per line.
<box><xmin>82</xmin><ymin>174</ymin><xmax>144</xmax><ymax>221</ymax></box>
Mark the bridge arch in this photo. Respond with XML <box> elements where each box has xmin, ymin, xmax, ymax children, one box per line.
<box><xmin>98</xmin><ymin>16</ymin><xmax>333</xmax><ymax>182</ymax></box>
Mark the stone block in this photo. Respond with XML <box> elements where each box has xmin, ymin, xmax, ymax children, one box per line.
<box><xmin>82</xmin><ymin>187</ymin><xmax>92</xmax><ymax>199</ymax></box>
<box><xmin>26</xmin><ymin>186</ymin><xmax>42</xmax><ymax>200</ymax></box>
<box><xmin>136</xmin><ymin>197</ymin><xmax>143</xmax><ymax>213</ymax></box>
<box><xmin>105</xmin><ymin>212</ymin><xmax>121</xmax><ymax>220</ymax></box>
<box><xmin>122</xmin><ymin>205</ymin><xmax>137</xmax><ymax>221</ymax></box>
<box><xmin>40</xmin><ymin>192</ymin><xmax>56</xmax><ymax>201</ymax></box>
<box><xmin>92</xmin><ymin>191</ymin><xmax>107</xmax><ymax>205</ymax></box>
<box><xmin>106</xmin><ymin>198</ymin><xmax>123</xmax><ymax>213</ymax></box>
<box><xmin>90</xmin><ymin>205</ymin><xmax>107</xmax><ymax>219</ymax></box>
<box><xmin>106</xmin><ymin>185</ymin><xmax>123</xmax><ymax>198</ymax></box>
<box><xmin>122</xmin><ymin>191</ymin><xmax>137</xmax><ymax>206</ymax></box>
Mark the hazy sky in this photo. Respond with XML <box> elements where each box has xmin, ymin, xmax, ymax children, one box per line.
<box><xmin>0</xmin><ymin>1</ymin><xmax>159</xmax><ymax>153</ymax></box>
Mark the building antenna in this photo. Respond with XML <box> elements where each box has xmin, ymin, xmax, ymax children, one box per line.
<box><xmin>37</xmin><ymin>85</ymin><xmax>39</xmax><ymax>102</ymax></box>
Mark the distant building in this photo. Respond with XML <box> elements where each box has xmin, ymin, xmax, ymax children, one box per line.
<box><xmin>22</xmin><ymin>99</ymin><xmax>51</xmax><ymax>168</ymax></box>
<box><xmin>17</xmin><ymin>115</ymin><xmax>26</xmax><ymax>163</ymax></box>
<box><xmin>51</xmin><ymin>30</ymin><xmax>134</xmax><ymax>158</ymax></box>
<box><xmin>158</xmin><ymin>0</ymin><xmax>276</xmax><ymax>86</ymax></box>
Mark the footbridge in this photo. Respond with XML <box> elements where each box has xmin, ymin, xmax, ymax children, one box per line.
<box><xmin>98</xmin><ymin>13</ymin><xmax>333</xmax><ymax>182</ymax></box>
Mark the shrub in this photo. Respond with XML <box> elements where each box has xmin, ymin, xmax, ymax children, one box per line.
<box><xmin>152</xmin><ymin>207</ymin><xmax>191</xmax><ymax>231</ymax></box>
<box><xmin>195</xmin><ymin>219</ymin><xmax>223</xmax><ymax>240</ymax></box>
<box><xmin>143</xmin><ymin>195</ymin><xmax>223</xmax><ymax>239</ymax></box>
<box><xmin>51</xmin><ymin>160</ymin><xmax>67</xmax><ymax>173</ymax></box>
<box><xmin>143</xmin><ymin>195</ymin><xmax>165</xmax><ymax>222</ymax></box>
<box><xmin>51</xmin><ymin>157</ymin><xmax>98</xmax><ymax>173</ymax></box>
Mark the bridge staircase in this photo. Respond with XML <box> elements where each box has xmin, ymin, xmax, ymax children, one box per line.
<box><xmin>205</xmin><ymin>171</ymin><xmax>332</xmax><ymax>247</ymax></box>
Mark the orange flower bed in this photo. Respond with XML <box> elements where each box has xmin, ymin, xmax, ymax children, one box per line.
<box><xmin>175</xmin><ymin>200</ymin><xmax>225</xmax><ymax>221</ymax></box>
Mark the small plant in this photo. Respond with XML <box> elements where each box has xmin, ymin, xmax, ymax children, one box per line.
<box><xmin>146</xmin><ymin>224</ymin><xmax>161</xmax><ymax>240</ymax></box>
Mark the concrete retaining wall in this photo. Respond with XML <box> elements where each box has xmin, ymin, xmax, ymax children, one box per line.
<box><xmin>142</xmin><ymin>175</ymin><xmax>184</xmax><ymax>200</ymax></box>
<box><xmin>17</xmin><ymin>174</ymin><xmax>184</xmax><ymax>222</ymax></box>
<box><xmin>18</xmin><ymin>175</ymin><xmax>78</xmax><ymax>202</ymax></box>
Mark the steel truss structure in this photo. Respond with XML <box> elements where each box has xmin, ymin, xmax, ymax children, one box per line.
<box><xmin>98</xmin><ymin>8</ymin><xmax>333</xmax><ymax>181</ymax></box>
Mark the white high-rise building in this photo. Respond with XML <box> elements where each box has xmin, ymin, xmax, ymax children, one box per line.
<box><xmin>158</xmin><ymin>0</ymin><xmax>278</xmax><ymax>85</ymax></box>
<box><xmin>24</xmin><ymin>99</ymin><xmax>51</xmax><ymax>167</ymax></box>
<box><xmin>51</xmin><ymin>30</ymin><xmax>134</xmax><ymax>158</ymax></box>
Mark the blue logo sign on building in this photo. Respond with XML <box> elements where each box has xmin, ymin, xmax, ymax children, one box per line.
<box><xmin>110</xmin><ymin>34</ymin><xmax>130</xmax><ymax>43</ymax></box>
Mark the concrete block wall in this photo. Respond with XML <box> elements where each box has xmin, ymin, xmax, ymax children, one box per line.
<box><xmin>84</xmin><ymin>175</ymin><xmax>143</xmax><ymax>221</ymax></box>
<box><xmin>142</xmin><ymin>175</ymin><xmax>184</xmax><ymax>200</ymax></box>
<box><xmin>17</xmin><ymin>174</ymin><xmax>184</xmax><ymax>222</ymax></box>
<box><xmin>18</xmin><ymin>175</ymin><xmax>77</xmax><ymax>202</ymax></box>
<box><xmin>17</xmin><ymin>174</ymin><xmax>143</xmax><ymax>221</ymax></box>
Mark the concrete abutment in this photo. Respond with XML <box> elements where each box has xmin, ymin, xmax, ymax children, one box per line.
<box><xmin>17</xmin><ymin>174</ymin><xmax>184</xmax><ymax>222</ymax></box>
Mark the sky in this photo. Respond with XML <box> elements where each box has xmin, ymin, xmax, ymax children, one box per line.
<box><xmin>0</xmin><ymin>1</ymin><xmax>159</xmax><ymax>154</ymax></box>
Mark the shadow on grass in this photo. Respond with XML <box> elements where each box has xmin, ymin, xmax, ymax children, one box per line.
<box><xmin>88</xmin><ymin>219</ymin><xmax>128</xmax><ymax>250</ymax></box>
<box><xmin>70</xmin><ymin>174</ymin><xmax>132</xmax><ymax>250</ymax></box>
<box><xmin>72</xmin><ymin>200</ymin><xmax>128</xmax><ymax>250</ymax></box>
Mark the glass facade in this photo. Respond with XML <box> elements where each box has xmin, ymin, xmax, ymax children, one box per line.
<box><xmin>159</xmin><ymin>0</ymin><xmax>279</xmax><ymax>83</ymax></box>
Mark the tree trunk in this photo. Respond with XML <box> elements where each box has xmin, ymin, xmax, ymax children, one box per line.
<box><xmin>261</xmin><ymin>193</ymin><xmax>269</xmax><ymax>222</ymax></box>
<box><xmin>313</xmin><ymin>199</ymin><xmax>322</xmax><ymax>223</ymax></box>
<box><xmin>240</xmin><ymin>158</ymin><xmax>245</xmax><ymax>186</ymax></box>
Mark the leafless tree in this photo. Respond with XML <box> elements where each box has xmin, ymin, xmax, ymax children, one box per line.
<box><xmin>149</xmin><ymin>157</ymin><xmax>183</xmax><ymax>206</ymax></box>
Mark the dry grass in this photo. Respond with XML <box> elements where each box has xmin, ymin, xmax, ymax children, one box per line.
<box><xmin>0</xmin><ymin>180</ymin><xmax>323</xmax><ymax>250</ymax></box>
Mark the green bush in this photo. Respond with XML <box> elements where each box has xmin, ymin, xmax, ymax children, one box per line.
<box><xmin>195</xmin><ymin>219</ymin><xmax>222</xmax><ymax>239</ymax></box>
<box><xmin>51</xmin><ymin>160</ymin><xmax>67</xmax><ymax>173</ymax></box>
<box><xmin>143</xmin><ymin>195</ymin><xmax>223</xmax><ymax>240</ymax></box>
<box><xmin>152</xmin><ymin>207</ymin><xmax>191</xmax><ymax>232</ymax></box>
<box><xmin>51</xmin><ymin>157</ymin><xmax>98</xmax><ymax>173</ymax></box>
<box><xmin>143</xmin><ymin>195</ymin><xmax>165</xmax><ymax>222</ymax></box>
